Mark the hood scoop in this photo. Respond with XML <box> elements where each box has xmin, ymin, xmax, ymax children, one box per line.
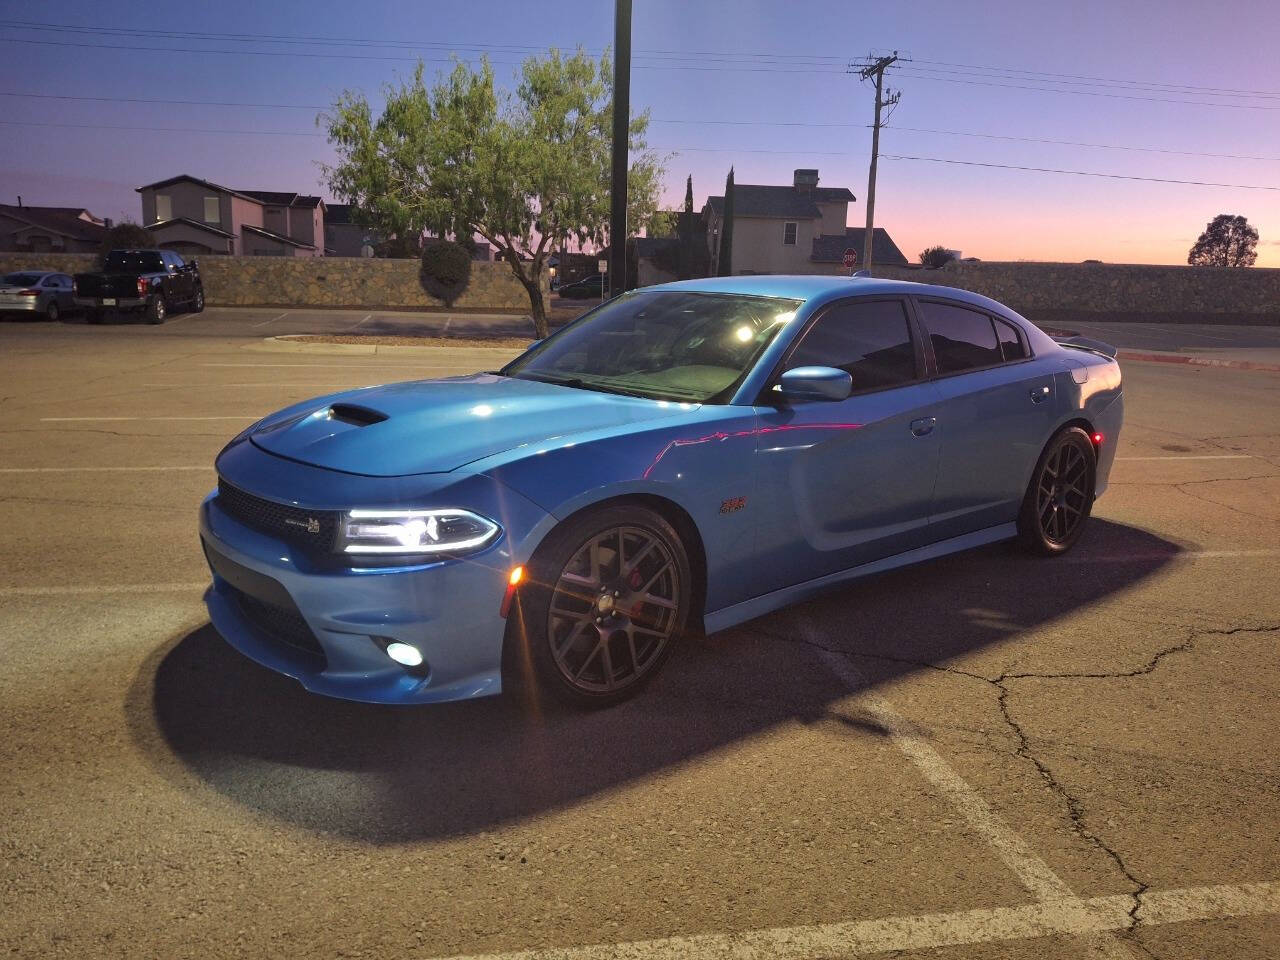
<box><xmin>326</xmin><ymin>403</ymin><xmax>387</xmax><ymax>427</ymax></box>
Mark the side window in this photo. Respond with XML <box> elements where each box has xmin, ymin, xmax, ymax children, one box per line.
<box><xmin>786</xmin><ymin>299</ymin><xmax>918</xmax><ymax>392</ymax></box>
<box><xmin>43</xmin><ymin>275</ymin><xmax>60</xmax><ymax>287</ymax></box>
<box><xmin>994</xmin><ymin>317</ymin><xmax>1028</xmax><ymax>361</ymax></box>
<box><xmin>169</xmin><ymin>251</ymin><xmax>186</xmax><ymax>269</ymax></box>
<box><xmin>918</xmin><ymin>301</ymin><xmax>1002</xmax><ymax>374</ymax></box>
<box><xmin>782</xmin><ymin>222</ymin><xmax>797</xmax><ymax>246</ymax></box>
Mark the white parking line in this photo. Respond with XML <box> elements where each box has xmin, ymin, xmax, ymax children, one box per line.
<box><xmin>252</xmin><ymin>312</ymin><xmax>290</xmax><ymax>327</ymax></box>
<box><xmin>1116</xmin><ymin>455</ymin><xmax>1253</xmax><ymax>461</ymax></box>
<box><xmin>350</xmin><ymin>313</ymin><xmax>373</xmax><ymax>331</ymax></box>
<box><xmin>0</xmin><ymin>466</ymin><xmax>209</xmax><ymax>473</ymax></box>
<box><xmin>141</xmin><ymin>382</ymin><xmax>370</xmax><ymax>388</ymax></box>
<box><xmin>432</xmin><ymin>881</ymin><xmax>1280</xmax><ymax>960</ymax></box>
<box><xmin>200</xmin><ymin>363</ymin><xmax>474</xmax><ymax>369</ymax></box>
<box><xmin>0</xmin><ymin>582</ymin><xmax>208</xmax><ymax>598</ymax></box>
<box><xmin>803</xmin><ymin>628</ymin><xmax>1140</xmax><ymax>959</ymax></box>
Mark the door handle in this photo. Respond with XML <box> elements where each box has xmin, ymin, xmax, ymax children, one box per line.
<box><xmin>1030</xmin><ymin>384</ymin><xmax>1051</xmax><ymax>404</ymax></box>
<box><xmin>910</xmin><ymin>416</ymin><xmax>936</xmax><ymax>437</ymax></box>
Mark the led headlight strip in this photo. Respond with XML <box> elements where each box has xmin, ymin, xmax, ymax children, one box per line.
<box><xmin>340</xmin><ymin>508</ymin><xmax>500</xmax><ymax>555</ymax></box>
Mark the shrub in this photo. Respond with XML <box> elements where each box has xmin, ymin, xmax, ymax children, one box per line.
<box><xmin>418</xmin><ymin>240</ymin><xmax>472</xmax><ymax>305</ymax></box>
<box><xmin>919</xmin><ymin>245</ymin><xmax>956</xmax><ymax>269</ymax></box>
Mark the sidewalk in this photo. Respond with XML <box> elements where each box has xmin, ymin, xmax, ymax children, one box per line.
<box><xmin>1116</xmin><ymin>347</ymin><xmax>1280</xmax><ymax>372</ymax></box>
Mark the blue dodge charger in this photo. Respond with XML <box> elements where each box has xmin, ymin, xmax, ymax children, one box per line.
<box><xmin>201</xmin><ymin>276</ymin><xmax>1123</xmax><ymax>707</ymax></box>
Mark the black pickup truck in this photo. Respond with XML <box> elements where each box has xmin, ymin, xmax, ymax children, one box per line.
<box><xmin>74</xmin><ymin>249</ymin><xmax>204</xmax><ymax>324</ymax></box>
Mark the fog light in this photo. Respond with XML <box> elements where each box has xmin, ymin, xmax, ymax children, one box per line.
<box><xmin>385</xmin><ymin>642</ymin><xmax>424</xmax><ymax>667</ymax></box>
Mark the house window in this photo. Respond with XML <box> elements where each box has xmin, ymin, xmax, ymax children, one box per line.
<box><xmin>155</xmin><ymin>195</ymin><xmax>171</xmax><ymax>222</ymax></box>
<box><xmin>783</xmin><ymin>222</ymin><xmax>797</xmax><ymax>245</ymax></box>
<box><xmin>203</xmin><ymin>197</ymin><xmax>220</xmax><ymax>224</ymax></box>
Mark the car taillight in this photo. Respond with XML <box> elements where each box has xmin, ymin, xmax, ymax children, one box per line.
<box><xmin>18</xmin><ymin>289</ymin><xmax>39</xmax><ymax>297</ymax></box>
<box><xmin>136</xmin><ymin>277</ymin><xmax>148</xmax><ymax>298</ymax></box>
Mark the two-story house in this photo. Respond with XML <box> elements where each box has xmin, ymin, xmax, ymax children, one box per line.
<box><xmin>136</xmin><ymin>176</ymin><xmax>324</xmax><ymax>257</ymax></box>
<box><xmin>703</xmin><ymin>169</ymin><xmax>907</xmax><ymax>274</ymax></box>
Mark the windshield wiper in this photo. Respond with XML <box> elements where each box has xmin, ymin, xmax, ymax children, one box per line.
<box><xmin>510</xmin><ymin>371</ymin><xmax>657</xmax><ymax>400</ymax></box>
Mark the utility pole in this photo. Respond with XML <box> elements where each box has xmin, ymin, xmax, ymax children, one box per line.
<box><xmin>608</xmin><ymin>0</ymin><xmax>632</xmax><ymax>299</ymax></box>
<box><xmin>854</xmin><ymin>52</ymin><xmax>901</xmax><ymax>270</ymax></box>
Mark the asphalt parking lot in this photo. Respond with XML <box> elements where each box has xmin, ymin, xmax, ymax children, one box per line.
<box><xmin>2</xmin><ymin>310</ymin><xmax>1278</xmax><ymax>959</ymax></box>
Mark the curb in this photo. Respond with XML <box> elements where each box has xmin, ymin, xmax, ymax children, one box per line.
<box><xmin>247</xmin><ymin>336</ymin><xmax>526</xmax><ymax>357</ymax></box>
<box><xmin>1117</xmin><ymin>350</ymin><xmax>1280</xmax><ymax>373</ymax></box>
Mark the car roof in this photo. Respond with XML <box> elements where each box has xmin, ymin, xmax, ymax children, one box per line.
<box><xmin>646</xmin><ymin>274</ymin><xmax>1020</xmax><ymax>318</ymax></box>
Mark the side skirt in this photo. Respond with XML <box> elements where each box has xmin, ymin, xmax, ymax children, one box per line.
<box><xmin>703</xmin><ymin>522</ymin><xmax>1018</xmax><ymax>635</ymax></box>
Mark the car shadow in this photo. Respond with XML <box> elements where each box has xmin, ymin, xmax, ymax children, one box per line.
<box><xmin>127</xmin><ymin>519</ymin><xmax>1181</xmax><ymax>844</ymax></box>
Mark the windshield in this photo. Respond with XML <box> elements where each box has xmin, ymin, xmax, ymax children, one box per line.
<box><xmin>2</xmin><ymin>273</ymin><xmax>43</xmax><ymax>287</ymax></box>
<box><xmin>103</xmin><ymin>252</ymin><xmax>164</xmax><ymax>273</ymax></box>
<box><xmin>504</xmin><ymin>290</ymin><xmax>802</xmax><ymax>403</ymax></box>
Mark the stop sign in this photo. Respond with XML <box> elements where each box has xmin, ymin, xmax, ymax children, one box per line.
<box><xmin>843</xmin><ymin>248</ymin><xmax>857</xmax><ymax>268</ymax></box>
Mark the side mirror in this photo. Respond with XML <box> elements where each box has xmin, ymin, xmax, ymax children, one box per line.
<box><xmin>778</xmin><ymin>366</ymin><xmax>852</xmax><ymax>402</ymax></box>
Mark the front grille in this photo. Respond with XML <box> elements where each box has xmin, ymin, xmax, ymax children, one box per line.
<box><xmin>216</xmin><ymin>479</ymin><xmax>338</xmax><ymax>552</ymax></box>
<box><xmin>228</xmin><ymin>584</ymin><xmax>327</xmax><ymax>665</ymax></box>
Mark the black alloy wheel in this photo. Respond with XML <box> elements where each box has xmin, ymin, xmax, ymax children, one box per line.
<box><xmin>1018</xmin><ymin>426</ymin><xmax>1096</xmax><ymax>555</ymax></box>
<box><xmin>509</xmin><ymin>505</ymin><xmax>691</xmax><ymax>707</ymax></box>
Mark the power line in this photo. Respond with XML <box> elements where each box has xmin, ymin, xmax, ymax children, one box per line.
<box><xmin>884</xmin><ymin>126</ymin><xmax>1280</xmax><ymax>162</ymax></box>
<box><xmin>892</xmin><ymin>68</ymin><xmax>1280</xmax><ymax>109</ymax></box>
<box><xmin>0</xmin><ymin>91</ymin><xmax>327</xmax><ymax>110</ymax></box>
<box><xmin>879</xmin><ymin>154</ymin><xmax>1280</xmax><ymax>190</ymax></box>
<box><xmin>0</xmin><ymin>37</ymin><xmax>848</xmax><ymax>73</ymax></box>
<box><xmin>0</xmin><ymin>119</ymin><xmax>324</xmax><ymax>137</ymax></box>
<box><xmin>910</xmin><ymin>57</ymin><xmax>1280</xmax><ymax>99</ymax></box>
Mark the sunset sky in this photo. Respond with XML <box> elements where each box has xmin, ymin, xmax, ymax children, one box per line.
<box><xmin>2</xmin><ymin>0</ymin><xmax>1277</xmax><ymax>266</ymax></box>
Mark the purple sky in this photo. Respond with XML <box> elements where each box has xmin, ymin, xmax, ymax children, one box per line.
<box><xmin>2</xmin><ymin>0</ymin><xmax>1277</xmax><ymax>266</ymax></box>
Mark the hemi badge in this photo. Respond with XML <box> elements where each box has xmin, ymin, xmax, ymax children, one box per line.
<box><xmin>720</xmin><ymin>496</ymin><xmax>747</xmax><ymax>514</ymax></box>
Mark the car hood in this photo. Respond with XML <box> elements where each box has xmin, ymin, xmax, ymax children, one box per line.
<box><xmin>249</xmin><ymin>373</ymin><xmax>690</xmax><ymax>476</ymax></box>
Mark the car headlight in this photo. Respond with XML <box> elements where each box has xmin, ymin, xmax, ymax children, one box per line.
<box><xmin>338</xmin><ymin>508</ymin><xmax>500</xmax><ymax>556</ymax></box>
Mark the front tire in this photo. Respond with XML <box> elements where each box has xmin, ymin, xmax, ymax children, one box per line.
<box><xmin>1018</xmin><ymin>426</ymin><xmax>1096</xmax><ymax>555</ymax></box>
<box><xmin>147</xmin><ymin>296</ymin><xmax>166</xmax><ymax>324</ymax></box>
<box><xmin>510</xmin><ymin>505</ymin><xmax>692</xmax><ymax>708</ymax></box>
<box><xmin>190</xmin><ymin>288</ymin><xmax>204</xmax><ymax>313</ymax></box>
<box><xmin>45</xmin><ymin>301</ymin><xmax>60</xmax><ymax>322</ymax></box>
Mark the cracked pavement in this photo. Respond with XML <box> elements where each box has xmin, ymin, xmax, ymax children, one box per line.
<box><xmin>1</xmin><ymin>314</ymin><xmax>1278</xmax><ymax>959</ymax></box>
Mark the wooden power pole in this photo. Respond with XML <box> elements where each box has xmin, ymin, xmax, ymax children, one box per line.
<box><xmin>855</xmin><ymin>52</ymin><xmax>900</xmax><ymax>270</ymax></box>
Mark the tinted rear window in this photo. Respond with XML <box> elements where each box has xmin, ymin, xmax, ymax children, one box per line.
<box><xmin>2</xmin><ymin>273</ymin><xmax>43</xmax><ymax>287</ymax></box>
<box><xmin>786</xmin><ymin>299</ymin><xmax>918</xmax><ymax>391</ymax></box>
<box><xmin>918</xmin><ymin>301</ymin><xmax>1002</xmax><ymax>374</ymax></box>
<box><xmin>995</xmin><ymin>317</ymin><xmax>1028</xmax><ymax>361</ymax></box>
<box><xmin>103</xmin><ymin>252</ymin><xmax>164</xmax><ymax>273</ymax></box>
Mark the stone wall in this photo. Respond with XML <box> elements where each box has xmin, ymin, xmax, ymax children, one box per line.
<box><xmin>866</xmin><ymin>260</ymin><xmax>1280</xmax><ymax>323</ymax></box>
<box><xmin>3</xmin><ymin>252</ymin><xmax>1274</xmax><ymax>321</ymax></box>
<box><xmin>0</xmin><ymin>253</ymin><xmax>548</xmax><ymax>314</ymax></box>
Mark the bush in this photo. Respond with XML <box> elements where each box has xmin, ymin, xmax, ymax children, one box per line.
<box><xmin>919</xmin><ymin>245</ymin><xmax>956</xmax><ymax>269</ymax></box>
<box><xmin>418</xmin><ymin>240</ymin><xmax>472</xmax><ymax>305</ymax></box>
<box><xmin>99</xmin><ymin>221</ymin><xmax>154</xmax><ymax>258</ymax></box>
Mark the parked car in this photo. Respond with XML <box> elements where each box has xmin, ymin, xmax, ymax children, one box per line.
<box><xmin>73</xmin><ymin>249</ymin><xmax>204</xmax><ymax>324</ymax></box>
<box><xmin>200</xmin><ymin>275</ymin><xmax>1123</xmax><ymax>708</ymax></box>
<box><xmin>0</xmin><ymin>271</ymin><xmax>76</xmax><ymax>321</ymax></box>
<box><xmin>557</xmin><ymin>274</ymin><xmax>606</xmax><ymax>299</ymax></box>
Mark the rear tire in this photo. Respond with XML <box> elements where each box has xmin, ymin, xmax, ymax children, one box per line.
<box><xmin>507</xmin><ymin>504</ymin><xmax>692</xmax><ymax>708</ymax></box>
<box><xmin>1017</xmin><ymin>426</ymin><xmax>1096</xmax><ymax>555</ymax></box>
<box><xmin>147</xmin><ymin>296</ymin><xmax>166</xmax><ymax>324</ymax></box>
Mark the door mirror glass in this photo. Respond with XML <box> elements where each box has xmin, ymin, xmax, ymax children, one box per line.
<box><xmin>778</xmin><ymin>366</ymin><xmax>852</xmax><ymax>402</ymax></box>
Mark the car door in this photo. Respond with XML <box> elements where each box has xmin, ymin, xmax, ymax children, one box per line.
<box><xmin>914</xmin><ymin>298</ymin><xmax>1059</xmax><ymax>540</ymax></box>
<box><xmin>54</xmin><ymin>274</ymin><xmax>75</xmax><ymax>311</ymax></box>
<box><xmin>751</xmin><ymin>296</ymin><xmax>943</xmax><ymax>592</ymax></box>
<box><xmin>161</xmin><ymin>252</ymin><xmax>188</xmax><ymax>302</ymax></box>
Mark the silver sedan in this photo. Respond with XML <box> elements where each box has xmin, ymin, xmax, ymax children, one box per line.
<box><xmin>0</xmin><ymin>271</ymin><xmax>76</xmax><ymax>321</ymax></box>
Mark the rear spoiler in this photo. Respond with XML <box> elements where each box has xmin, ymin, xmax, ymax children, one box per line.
<box><xmin>1053</xmin><ymin>335</ymin><xmax>1118</xmax><ymax>360</ymax></box>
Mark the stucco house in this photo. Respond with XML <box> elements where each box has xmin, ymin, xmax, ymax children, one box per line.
<box><xmin>702</xmin><ymin>169</ymin><xmax>909</xmax><ymax>274</ymax></box>
<box><xmin>136</xmin><ymin>175</ymin><xmax>324</xmax><ymax>257</ymax></box>
<box><xmin>0</xmin><ymin>204</ymin><xmax>109</xmax><ymax>253</ymax></box>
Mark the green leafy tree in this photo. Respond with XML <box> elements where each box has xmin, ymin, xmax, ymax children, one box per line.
<box><xmin>919</xmin><ymin>245</ymin><xmax>956</xmax><ymax>269</ymax></box>
<box><xmin>322</xmin><ymin>50</ymin><xmax>665</xmax><ymax>337</ymax></box>
<box><xmin>1187</xmin><ymin>214</ymin><xmax>1258</xmax><ymax>267</ymax></box>
<box><xmin>716</xmin><ymin>167</ymin><xmax>734</xmax><ymax>277</ymax></box>
<box><xmin>99</xmin><ymin>220</ymin><xmax>153</xmax><ymax>258</ymax></box>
